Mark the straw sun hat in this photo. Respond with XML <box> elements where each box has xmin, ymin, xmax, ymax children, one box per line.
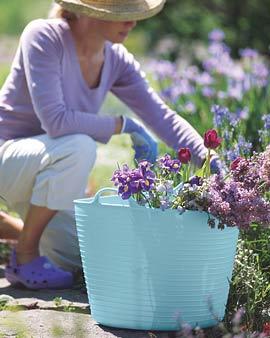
<box><xmin>55</xmin><ymin>0</ymin><xmax>166</xmax><ymax>21</ymax></box>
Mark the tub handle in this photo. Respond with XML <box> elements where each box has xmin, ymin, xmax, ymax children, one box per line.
<box><xmin>92</xmin><ymin>187</ymin><xmax>139</xmax><ymax>208</ymax></box>
<box><xmin>92</xmin><ymin>187</ymin><xmax>118</xmax><ymax>205</ymax></box>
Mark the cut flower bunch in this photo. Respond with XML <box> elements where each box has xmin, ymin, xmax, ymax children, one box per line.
<box><xmin>112</xmin><ymin>129</ymin><xmax>270</xmax><ymax>230</ymax></box>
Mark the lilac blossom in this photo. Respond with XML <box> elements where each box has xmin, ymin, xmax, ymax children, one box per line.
<box><xmin>260</xmin><ymin>146</ymin><xmax>270</xmax><ymax>188</ymax></box>
<box><xmin>231</xmin><ymin>157</ymin><xmax>261</xmax><ymax>190</ymax></box>
<box><xmin>208</xmin><ymin>174</ymin><xmax>270</xmax><ymax>229</ymax></box>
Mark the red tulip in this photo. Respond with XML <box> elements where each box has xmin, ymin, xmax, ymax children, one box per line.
<box><xmin>178</xmin><ymin>148</ymin><xmax>191</xmax><ymax>164</ymax></box>
<box><xmin>204</xmin><ymin>129</ymin><xmax>222</xmax><ymax>149</ymax></box>
<box><xmin>230</xmin><ymin>157</ymin><xmax>243</xmax><ymax>171</ymax></box>
<box><xmin>263</xmin><ymin>322</ymin><xmax>270</xmax><ymax>336</ymax></box>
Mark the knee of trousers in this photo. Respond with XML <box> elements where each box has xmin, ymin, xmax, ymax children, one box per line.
<box><xmin>61</xmin><ymin>134</ymin><xmax>97</xmax><ymax>174</ymax></box>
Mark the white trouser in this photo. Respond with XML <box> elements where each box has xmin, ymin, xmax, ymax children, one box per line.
<box><xmin>0</xmin><ymin>134</ymin><xmax>97</xmax><ymax>272</ymax></box>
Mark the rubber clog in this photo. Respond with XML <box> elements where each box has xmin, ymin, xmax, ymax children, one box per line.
<box><xmin>5</xmin><ymin>250</ymin><xmax>73</xmax><ymax>290</ymax></box>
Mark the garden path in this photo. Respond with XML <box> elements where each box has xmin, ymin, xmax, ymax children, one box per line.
<box><xmin>0</xmin><ymin>266</ymin><xmax>171</xmax><ymax>338</ymax></box>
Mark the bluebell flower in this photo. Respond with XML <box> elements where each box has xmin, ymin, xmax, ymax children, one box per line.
<box><xmin>262</xmin><ymin>115</ymin><xmax>270</xmax><ymax>129</ymax></box>
<box><xmin>211</xmin><ymin>105</ymin><xmax>230</xmax><ymax>127</ymax></box>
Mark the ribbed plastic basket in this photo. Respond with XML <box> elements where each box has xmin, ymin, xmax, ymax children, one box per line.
<box><xmin>74</xmin><ymin>188</ymin><xmax>239</xmax><ymax>331</ymax></box>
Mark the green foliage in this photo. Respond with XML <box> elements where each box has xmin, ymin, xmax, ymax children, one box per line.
<box><xmin>0</xmin><ymin>65</ymin><xmax>10</xmax><ymax>87</ymax></box>
<box><xmin>0</xmin><ymin>0</ymin><xmax>51</xmax><ymax>35</ymax></box>
<box><xmin>226</xmin><ymin>227</ymin><xmax>270</xmax><ymax>331</ymax></box>
<box><xmin>140</xmin><ymin>0</ymin><xmax>270</xmax><ymax>58</ymax></box>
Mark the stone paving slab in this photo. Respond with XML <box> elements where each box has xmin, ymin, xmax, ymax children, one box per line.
<box><xmin>0</xmin><ymin>266</ymin><xmax>173</xmax><ymax>338</ymax></box>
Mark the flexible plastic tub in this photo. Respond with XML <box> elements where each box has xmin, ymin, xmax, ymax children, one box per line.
<box><xmin>74</xmin><ymin>188</ymin><xmax>239</xmax><ymax>331</ymax></box>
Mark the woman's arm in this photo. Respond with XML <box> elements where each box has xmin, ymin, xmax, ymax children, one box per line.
<box><xmin>20</xmin><ymin>20</ymin><xmax>117</xmax><ymax>143</ymax></box>
<box><xmin>111</xmin><ymin>45</ymin><xmax>208</xmax><ymax>167</ymax></box>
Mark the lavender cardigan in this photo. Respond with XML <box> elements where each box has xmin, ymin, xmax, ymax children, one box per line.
<box><xmin>0</xmin><ymin>18</ymin><xmax>208</xmax><ymax>166</ymax></box>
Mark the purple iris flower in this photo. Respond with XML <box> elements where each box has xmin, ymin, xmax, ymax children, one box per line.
<box><xmin>112</xmin><ymin>162</ymin><xmax>156</xmax><ymax>199</ymax></box>
<box><xmin>189</xmin><ymin>176</ymin><xmax>203</xmax><ymax>186</ymax></box>
<box><xmin>158</xmin><ymin>154</ymin><xmax>181</xmax><ymax>173</ymax></box>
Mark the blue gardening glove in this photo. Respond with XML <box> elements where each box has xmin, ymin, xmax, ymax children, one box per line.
<box><xmin>121</xmin><ymin>117</ymin><xmax>158</xmax><ymax>163</ymax></box>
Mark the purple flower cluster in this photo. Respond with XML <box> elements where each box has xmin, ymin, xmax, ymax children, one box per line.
<box><xmin>158</xmin><ymin>154</ymin><xmax>181</xmax><ymax>173</ymax></box>
<box><xmin>231</xmin><ymin>157</ymin><xmax>261</xmax><ymax>190</ymax></box>
<box><xmin>260</xmin><ymin>146</ymin><xmax>270</xmax><ymax>188</ymax></box>
<box><xmin>208</xmin><ymin>174</ymin><xmax>270</xmax><ymax>229</ymax></box>
<box><xmin>112</xmin><ymin>161</ymin><xmax>155</xmax><ymax>199</ymax></box>
<box><xmin>207</xmin><ymin>151</ymin><xmax>270</xmax><ymax>229</ymax></box>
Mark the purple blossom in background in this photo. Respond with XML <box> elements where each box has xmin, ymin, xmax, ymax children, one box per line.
<box><xmin>217</xmin><ymin>91</ymin><xmax>228</xmax><ymax>99</ymax></box>
<box><xmin>149</xmin><ymin>60</ymin><xmax>176</xmax><ymax>80</ymax></box>
<box><xmin>240</xmin><ymin>48</ymin><xmax>259</xmax><ymax>59</ymax></box>
<box><xmin>227</xmin><ymin>83</ymin><xmax>243</xmax><ymax>101</ymax></box>
<box><xmin>223</xmin><ymin>130</ymin><xmax>231</xmax><ymax>142</ymax></box>
<box><xmin>262</xmin><ymin>114</ymin><xmax>270</xmax><ymax>129</ymax></box>
<box><xmin>161</xmin><ymin>80</ymin><xmax>195</xmax><ymax>103</ymax></box>
<box><xmin>203</xmin><ymin>58</ymin><xmax>219</xmax><ymax>72</ymax></box>
<box><xmin>158</xmin><ymin>154</ymin><xmax>181</xmax><ymax>173</ymax></box>
<box><xmin>236</xmin><ymin>107</ymin><xmax>249</xmax><ymax>120</ymax></box>
<box><xmin>225</xmin><ymin>149</ymin><xmax>240</xmax><ymax>162</ymax></box>
<box><xmin>208</xmin><ymin>29</ymin><xmax>225</xmax><ymax>42</ymax></box>
<box><xmin>237</xmin><ymin>136</ymin><xmax>252</xmax><ymax>156</ymax></box>
<box><xmin>183</xmin><ymin>65</ymin><xmax>199</xmax><ymax>81</ymax></box>
<box><xmin>251</xmin><ymin>62</ymin><xmax>269</xmax><ymax>87</ymax></box>
<box><xmin>208</xmin><ymin>42</ymin><xmax>230</xmax><ymax>57</ymax></box>
<box><xmin>202</xmin><ymin>86</ymin><xmax>215</xmax><ymax>98</ymax></box>
<box><xmin>184</xmin><ymin>101</ymin><xmax>196</xmax><ymax>114</ymax></box>
<box><xmin>211</xmin><ymin>105</ymin><xmax>230</xmax><ymax>127</ymax></box>
<box><xmin>228</xmin><ymin>65</ymin><xmax>245</xmax><ymax>81</ymax></box>
<box><xmin>195</xmin><ymin>72</ymin><xmax>214</xmax><ymax>86</ymax></box>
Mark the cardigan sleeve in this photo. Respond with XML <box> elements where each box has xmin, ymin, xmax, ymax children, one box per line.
<box><xmin>20</xmin><ymin>19</ymin><xmax>115</xmax><ymax>143</ymax></box>
<box><xmin>111</xmin><ymin>44</ymin><xmax>208</xmax><ymax>167</ymax></box>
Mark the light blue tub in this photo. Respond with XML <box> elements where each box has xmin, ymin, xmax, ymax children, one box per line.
<box><xmin>74</xmin><ymin>188</ymin><xmax>239</xmax><ymax>331</ymax></box>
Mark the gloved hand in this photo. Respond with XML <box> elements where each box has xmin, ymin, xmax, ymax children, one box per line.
<box><xmin>121</xmin><ymin>117</ymin><xmax>158</xmax><ymax>163</ymax></box>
